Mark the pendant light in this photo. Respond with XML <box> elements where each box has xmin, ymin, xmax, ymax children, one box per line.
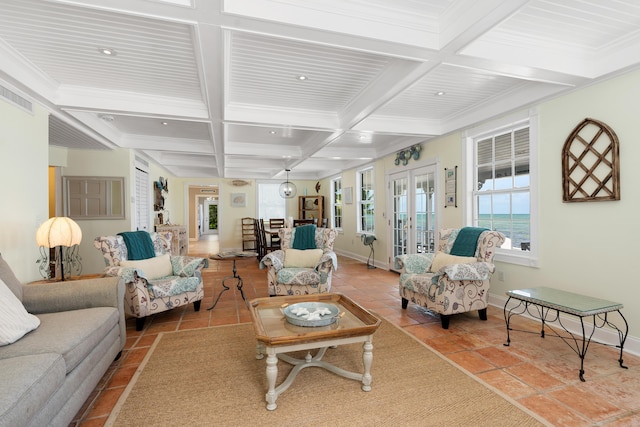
<box><xmin>279</xmin><ymin>169</ymin><xmax>297</xmax><ymax>199</ymax></box>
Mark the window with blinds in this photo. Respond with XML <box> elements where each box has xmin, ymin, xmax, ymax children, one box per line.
<box><xmin>257</xmin><ymin>182</ymin><xmax>286</xmax><ymax>219</ymax></box>
<box><xmin>473</xmin><ymin>124</ymin><xmax>530</xmax><ymax>252</ymax></box>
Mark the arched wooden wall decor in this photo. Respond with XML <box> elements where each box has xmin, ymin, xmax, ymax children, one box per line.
<box><xmin>562</xmin><ymin>118</ymin><xmax>620</xmax><ymax>202</ymax></box>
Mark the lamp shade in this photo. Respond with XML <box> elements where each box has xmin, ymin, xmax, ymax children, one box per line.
<box><xmin>36</xmin><ymin>217</ymin><xmax>82</xmax><ymax>248</ymax></box>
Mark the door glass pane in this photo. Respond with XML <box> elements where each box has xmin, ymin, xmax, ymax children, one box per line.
<box><xmin>392</xmin><ymin>177</ymin><xmax>408</xmax><ymax>257</ymax></box>
<box><xmin>415</xmin><ymin>172</ymin><xmax>435</xmax><ymax>253</ymax></box>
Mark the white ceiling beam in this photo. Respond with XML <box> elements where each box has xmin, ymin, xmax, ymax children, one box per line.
<box><xmin>56</xmin><ymin>86</ymin><xmax>209</xmax><ymax>119</ymax></box>
<box><xmin>121</xmin><ymin>135</ymin><xmax>214</xmax><ymax>153</ymax></box>
<box><xmin>440</xmin><ymin>0</ymin><xmax>532</xmax><ymax>52</ymax></box>
<box><xmin>195</xmin><ymin>22</ymin><xmax>225</xmax><ymax>176</ymax></box>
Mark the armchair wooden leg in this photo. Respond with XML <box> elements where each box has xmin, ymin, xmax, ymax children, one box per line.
<box><xmin>440</xmin><ymin>315</ymin><xmax>450</xmax><ymax>329</ymax></box>
<box><xmin>135</xmin><ymin>317</ymin><xmax>146</xmax><ymax>331</ymax></box>
<box><xmin>478</xmin><ymin>308</ymin><xmax>488</xmax><ymax>321</ymax></box>
<box><xmin>401</xmin><ymin>298</ymin><xmax>408</xmax><ymax>309</ymax></box>
<box><xmin>194</xmin><ymin>300</ymin><xmax>201</xmax><ymax>312</ymax></box>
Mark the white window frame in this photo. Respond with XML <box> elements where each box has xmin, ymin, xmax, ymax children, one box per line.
<box><xmin>463</xmin><ymin>109</ymin><xmax>538</xmax><ymax>267</ymax></box>
<box><xmin>331</xmin><ymin>176</ymin><xmax>343</xmax><ymax>230</ymax></box>
<box><xmin>357</xmin><ymin>166</ymin><xmax>375</xmax><ymax>234</ymax></box>
<box><xmin>134</xmin><ymin>161</ymin><xmax>150</xmax><ymax>232</ymax></box>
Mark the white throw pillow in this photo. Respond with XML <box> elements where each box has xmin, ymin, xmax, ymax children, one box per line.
<box><xmin>429</xmin><ymin>252</ymin><xmax>477</xmax><ymax>273</ymax></box>
<box><xmin>0</xmin><ymin>278</ymin><xmax>40</xmax><ymax>346</ymax></box>
<box><xmin>284</xmin><ymin>249</ymin><xmax>324</xmax><ymax>268</ymax></box>
<box><xmin>120</xmin><ymin>254</ymin><xmax>173</xmax><ymax>279</ymax></box>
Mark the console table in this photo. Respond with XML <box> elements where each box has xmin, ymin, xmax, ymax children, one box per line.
<box><xmin>503</xmin><ymin>287</ymin><xmax>628</xmax><ymax>381</ymax></box>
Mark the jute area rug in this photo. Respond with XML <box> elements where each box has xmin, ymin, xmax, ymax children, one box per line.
<box><xmin>107</xmin><ymin>320</ymin><xmax>549</xmax><ymax>427</ymax></box>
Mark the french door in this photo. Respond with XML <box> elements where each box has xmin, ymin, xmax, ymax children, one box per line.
<box><xmin>388</xmin><ymin>165</ymin><xmax>437</xmax><ymax>269</ymax></box>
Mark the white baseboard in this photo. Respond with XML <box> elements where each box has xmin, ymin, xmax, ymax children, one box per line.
<box><xmin>333</xmin><ymin>249</ymin><xmax>389</xmax><ymax>270</ymax></box>
<box><xmin>489</xmin><ymin>293</ymin><xmax>639</xmax><ymax>358</ymax></box>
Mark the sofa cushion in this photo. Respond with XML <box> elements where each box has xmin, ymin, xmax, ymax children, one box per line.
<box><xmin>171</xmin><ymin>256</ymin><xmax>207</xmax><ymax>277</ymax></box>
<box><xmin>429</xmin><ymin>252</ymin><xmax>477</xmax><ymax>273</ymax></box>
<box><xmin>0</xmin><ymin>354</ymin><xmax>65</xmax><ymax>427</ymax></box>
<box><xmin>0</xmin><ymin>278</ymin><xmax>40</xmax><ymax>346</ymax></box>
<box><xmin>147</xmin><ymin>276</ymin><xmax>201</xmax><ymax>299</ymax></box>
<box><xmin>284</xmin><ymin>249</ymin><xmax>323</xmax><ymax>268</ymax></box>
<box><xmin>277</xmin><ymin>268</ymin><xmax>321</xmax><ymax>286</ymax></box>
<box><xmin>121</xmin><ymin>254</ymin><xmax>172</xmax><ymax>279</ymax></box>
<box><xmin>0</xmin><ymin>253</ymin><xmax>22</xmax><ymax>300</ymax></box>
<box><xmin>0</xmin><ymin>307</ymin><xmax>118</xmax><ymax>374</ymax></box>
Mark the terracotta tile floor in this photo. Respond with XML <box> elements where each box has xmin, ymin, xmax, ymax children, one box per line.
<box><xmin>70</xmin><ymin>237</ymin><xmax>640</xmax><ymax>426</ymax></box>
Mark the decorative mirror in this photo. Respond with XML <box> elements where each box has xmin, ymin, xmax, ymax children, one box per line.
<box><xmin>562</xmin><ymin>118</ymin><xmax>620</xmax><ymax>202</ymax></box>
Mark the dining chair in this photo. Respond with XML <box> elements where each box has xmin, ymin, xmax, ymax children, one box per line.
<box><xmin>253</xmin><ymin>219</ymin><xmax>265</xmax><ymax>259</ymax></box>
<box><xmin>242</xmin><ymin>217</ymin><xmax>257</xmax><ymax>251</ymax></box>
<box><xmin>258</xmin><ymin>219</ymin><xmax>278</xmax><ymax>257</ymax></box>
<box><xmin>293</xmin><ymin>219</ymin><xmax>315</xmax><ymax>227</ymax></box>
<box><xmin>269</xmin><ymin>218</ymin><xmax>285</xmax><ymax>248</ymax></box>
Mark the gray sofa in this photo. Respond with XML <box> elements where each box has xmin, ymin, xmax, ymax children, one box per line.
<box><xmin>0</xmin><ymin>253</ymin><xmax>126</xmax><ymax>427</ymax></box>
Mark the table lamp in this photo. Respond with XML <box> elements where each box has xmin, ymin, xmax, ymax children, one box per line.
<box><xmin>36</xmin><ymin>217</ymin><xmax>83</xmax><ymax>281</ymax></box>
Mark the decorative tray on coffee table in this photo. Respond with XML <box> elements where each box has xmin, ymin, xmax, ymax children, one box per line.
<box><xmin>248</xmin><ymin>293</ymin><xmax>381</xmax><ymax>346</ymax></box>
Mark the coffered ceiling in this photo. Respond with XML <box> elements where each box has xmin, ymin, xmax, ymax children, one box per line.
<box><xmin>1</xmin><ymin>0</ymin><xmax>639</xmax><ymax>180</ymax></box>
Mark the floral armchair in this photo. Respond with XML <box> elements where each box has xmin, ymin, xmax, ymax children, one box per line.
<box><xmin>394</xmin><ymin>228</ymin><xmax>505</xmax><ymax>329</ymax></box>
<box><xmin>260</xmin><ymin>227</ymin><xmax>338</xmax><ymax>296</ymax></box>
<box><xmin>94</xmin><ymin>231</ymin><xmax>208</xmax><ymax>330</ymax></box>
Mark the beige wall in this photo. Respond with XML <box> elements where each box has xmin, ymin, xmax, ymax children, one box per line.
<box><xmin>0</xmin><ymin>100</ymin><xmax>49</xmax><ymax>283</ymax></box>
<box><xmin>490</xmin><ymin>69</ymin><xmax>640</xmax><ymax>339</ymax></box>
<box><xmin>58</xmin><ymin>147</ymin><xmax>134</xmax><ymax>274</ymax></box>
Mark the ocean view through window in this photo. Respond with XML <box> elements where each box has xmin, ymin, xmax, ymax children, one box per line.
<box><xmin>473</xmin><ymin>122</ymin><xmax>531</xmax><ymax>253</ymax></box>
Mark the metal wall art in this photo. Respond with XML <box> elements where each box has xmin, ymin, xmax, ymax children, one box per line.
<box><xmin>562</xmin><ymin>118</ymin><xmax>620</xmax><ymax>202</ymax></box>
<box><xmin>394</xmin><ymin>144</ymin><xmax>422</xmax><ymax>166</ymax></box>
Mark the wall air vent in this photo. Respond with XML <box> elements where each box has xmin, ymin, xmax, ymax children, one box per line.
<box><xmin>0</xmin><ymin>83</ymin><xmax>33</xmax><ymax>113</ymax></box>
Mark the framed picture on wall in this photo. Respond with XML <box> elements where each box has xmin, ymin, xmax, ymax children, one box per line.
<box><xmin>344</xmin><ymin>187</ymin><xmax>353</xmax><ymax>204</ymax></box>
<box><xmin>231</xmin><ymin>193</ymin><xmax>246</xmax><ymax>207</ymax></box>
<box><xmin>444</xmin><ymin>166</ymin><xmax>457</xmax><ymax>208</ymax></box>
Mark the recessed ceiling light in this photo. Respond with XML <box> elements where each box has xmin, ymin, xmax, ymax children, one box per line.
<box><xmin>297</xmin><ymin>75</ymin><xmax>308</xmax><ymax>81</ymax></box>
<box><xmin>358</xmin><ymin>133</ymin><xmax>372</xmax><ymax>143</ymax></box>
<box><xmin>99</xmin><ymin>114</ymin><xmax>115</xmax><ymax>122</ymax></box>
<box><xmin>99</xmin><ymin>48</ymin><xmax>116</xmax><ymax>56</ymax></box>
<box><xmin>161</xmin><ymin>121</ymin><xmax>168</xmax><ymax>125</ymax></box>
<box><xmin>269</xmin><ymin>131</ymin><xmax>276</xmax><ymax>134</ymax></box>
<box><xmin>436</xmin><ymin>91</ymin><xmax>446</xmax><ymax>96</ymax></box>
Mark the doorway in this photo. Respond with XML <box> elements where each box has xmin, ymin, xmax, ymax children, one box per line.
<box><xmin>387</xmin><ymin>165</ymin><xmax>437</xmax><ymax>270</ymax></box>
<box><xmin>201</xmin><ymin>197</ymin><xmax>218</xmax><ymax>236</ymax></box>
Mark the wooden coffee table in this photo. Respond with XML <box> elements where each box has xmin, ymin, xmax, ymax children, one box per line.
<box><xmin>248</xmin><ymin>293</ymin><xmax>381</xmax><ymax>410</ymax></box>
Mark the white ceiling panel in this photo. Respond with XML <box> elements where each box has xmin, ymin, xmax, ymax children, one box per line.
<box><xmin>0</xmin><ymin>0</ymin><xmax>202</xmax><ymax>100</ymax></box>
<box><xmin>228</xmin><ymin>31</ymin><xmax>392</xmax><ymax>112</ymax></box>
